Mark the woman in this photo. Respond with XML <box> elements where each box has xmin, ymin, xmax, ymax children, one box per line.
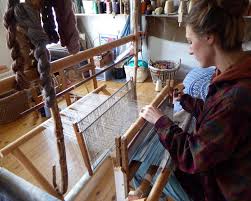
<box><xmin>140</xmin><ymin>0</ymin><xmax>251</xmax><ymax>200</ymax></box>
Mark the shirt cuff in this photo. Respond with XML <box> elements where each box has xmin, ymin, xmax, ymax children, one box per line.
<box><xmin>154</xmin><ymin>115</ymin><xmax>173</xmax><ymax>130</ymax></box>
<box><xmin>180</xmin><ymin>94</ymin><xmax>192</xmax><ymax>113</ymax></box>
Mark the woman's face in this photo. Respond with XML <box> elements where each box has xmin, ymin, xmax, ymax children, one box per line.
<box><xmin>186</xmin><ymin>25</ymin><xmax>215</xmax><ymax>67</ymax></box>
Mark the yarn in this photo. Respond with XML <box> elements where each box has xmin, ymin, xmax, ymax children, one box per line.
<box><xmin>16</xmin><ymin>25</ymin><xmax>37</xmax><ymax>70</ymax></box>
<box><xmin>54</xmin><ymin>0</ymin><xmax>80</xmax><ymax>54</ymax></box>
<box><xmin>4</xmin><ymin>0</ymin><xmax>30</xmax><ymax>89</ymax></box>
<box><xmin>14</xmin><ymin>3</ymin><xmax>56</xmax><ymax>108</ymax></box>
<box><xmin>41</xmin><ymin>0</ymin><xmax>59</xmax><ymax>44</ymax></box>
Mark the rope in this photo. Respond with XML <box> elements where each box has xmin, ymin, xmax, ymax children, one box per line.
<box><xmin>14</xmin><ymin>3</ymin><xmax>56</xmax><ymax>107</ymax></box>
<box><xmin>4</xmin><ymin>0</ymin><xmax>30</xmax><ymax>90</ymax></box>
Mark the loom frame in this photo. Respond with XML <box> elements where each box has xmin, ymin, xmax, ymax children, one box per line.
<box><xmin>0</xmin><ymin>0</ymin><xmax>176</xmax><ymax>198</ymax></box>
<box><xmin>0</xmin><ymin>33</ymin><xmax>139</xmax><ymax>200</ymax></box>
<box><xmin>114</xmin><ymin>78</ymin><xmax>176</xmax><ymax>201</ymax></box>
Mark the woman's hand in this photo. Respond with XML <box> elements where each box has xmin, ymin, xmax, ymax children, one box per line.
<box><xmin>139</xmin><ymin>105</ymin><xmax>164</xmax><ymax>125</ymax></box>
<box><xmin>173</xmin><ymin>84</ymin><xmax>185</xmax><ymax>102</ymax></box>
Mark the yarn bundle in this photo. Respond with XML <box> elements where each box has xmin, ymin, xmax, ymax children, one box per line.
<box><xmin>14</xmin><ymin>3</ymin><xmax>56</xmax><ymax>107</ymax></box>
<box><xmin>4</xmin><ymin>0</ymin><xmax>80</xmax><ymax>105</ymax></box>
<box><xmin>4</xmin><ymin>0</ymin><xmax>29</xmax><ymax>89</ymax></box>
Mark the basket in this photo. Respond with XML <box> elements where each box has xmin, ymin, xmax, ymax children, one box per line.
<box><xmin>149</xmin><ymin>59</ymin><xmax>181</xmax><ymax>87</ymax></box>
<box><xmin>0</xmin><ymin>90</ymin><xmax>29</xmax><ymax>124</ymax></box>
<box><xmin>124</xmin><ymin>60</ymin><xmax>149</xmax><ymax>83</ymax></box>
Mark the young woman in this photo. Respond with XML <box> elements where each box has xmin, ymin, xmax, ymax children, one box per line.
<box><xmin>140</xmin><ymin>0</ymin><xmax>251</xmax><ymax>200</ymax></box>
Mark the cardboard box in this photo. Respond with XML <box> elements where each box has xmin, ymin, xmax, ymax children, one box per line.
<box><xmin>93</xmin><ymin>51</ymin><xmax>113</xmax><ymax>68</ymax></box>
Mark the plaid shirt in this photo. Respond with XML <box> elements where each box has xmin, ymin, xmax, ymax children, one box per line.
<box><xmin>155</xmin><ymin>57</ymin><xmax>251</xmax><ymax>201</ymax></box>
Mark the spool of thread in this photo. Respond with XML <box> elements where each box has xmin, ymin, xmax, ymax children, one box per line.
<box><xmin>106</xmin><ymin>0</ymin><xmax>112</xmax><ymax>14</ymax></box>
<box><xmin>100</xmin><ymin>1</ymin><xmax>106</xmax><ymax>13</ymax></box>
<box><xmin>164</xmin><ymin>0</ymin><xmax>174</xmax><ymax>15</ymax></box>
<box><xmin>124</xmin><ymin>0</ymin><xmax>130</xmax><ymax>14</ymax></box>
<box><xmin>97</xmin><ymin>1</ymin><xmax>102</xmax><ymax>13</ymax></box>
<box><xmin>188</xmin><ymin>0</ymin><xmax>195</xmax><ymax>13</ymax></box>
<box><xmin>93</xmin><ymin>1</ymin><xmax>98</xmax><ymax>14</ymax></box>
<box><xmin>115</xmin><ymin>2</ymin><xmax>120</xmax><ymax>14</ymax></box>
<box><xmin>141</xmin><ymin>1</ymin><xmax>147</xmax><ymax>14</ymax></box>
<box><xmin>120</xmin><ymin>2</ymin><xmax>124</xmax><ymax>14</ymax></box>
<box><xmin>150</xmin><ymin>0</ymin><xmax>156</xmax><ymax>10</ymax></box>
<box><xmin>155</xmin><ymin>79</ymin><xmax>162</xmax><ymax>92</ymax></box>
<box><xmin>112</xmin><ymin>0</ymin><xmax>116</xmax><ymax>13</ymax></box>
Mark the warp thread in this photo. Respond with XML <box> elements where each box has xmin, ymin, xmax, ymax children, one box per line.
<box><xmin>41</xmin><ymin>0</ymin><xmax>59</xmax><ymax>44</ymax></box>
<box><xmin>54</xmin><ymin>0</ymin><xmax>80</xmax><ymax>54</ymax></box>
<box><xmin>4</xmin><ymin>0</ymin><xmax>30</xmax><ymax>90</ymax></box>
<box><xmin>14</xmin><ymin>3</ymin><xmax>56</xmax><ymax>108</ymax></box>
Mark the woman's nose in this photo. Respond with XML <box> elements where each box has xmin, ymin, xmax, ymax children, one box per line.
<box><xmin>188</xmin><ymin>47</ymin><xmax>193</xmax><ymax>55</ymax></box>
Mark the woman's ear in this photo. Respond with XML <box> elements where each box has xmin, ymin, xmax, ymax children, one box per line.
<box><xmin>204</xmin><ymin>34</ymin><xmax>215</xmax><ymax>45</ymax></box>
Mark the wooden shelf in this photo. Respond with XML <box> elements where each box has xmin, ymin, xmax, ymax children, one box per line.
<box><xmin>144</xmin><ymin>14</ymin><xmax>178</xmax><ymax>18</ymax></box>
<box><xmin>144</xmin><ymin>14</ymin><xmax>251</xmax><ymax>19</ymax></box>
<box><xmin>75</xmin><ymin>13</ymin><xmax>129</xmax><ymax>17</ymax></box>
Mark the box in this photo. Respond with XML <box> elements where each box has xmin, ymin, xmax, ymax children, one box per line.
<box><xmin>93</xmin><ymin>51</ymin><xmax>113</xmax><ymax>68</ymax></box>
<box><xmin>95</xmin><ymin>67</ymin><xmax>113</xmax><ymax>81</ymax></box>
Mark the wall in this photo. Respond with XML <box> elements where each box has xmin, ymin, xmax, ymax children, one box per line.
<box><xmin>143</xmin><ymin>36</ymin><xmax>199</xmax><ymax>80</ymax></box>
<box><xmin>76</xmin><ymin>14</ymin><xmax>129</xmax><ymax>48</ymax></box>
<box><xmin>140</xmin><ymin>16</ymin><xmax>200</xmax><ymax>80</ymax></box>
<box><xmin>141</xmin><ymin>16</ymin><xmax>251</xmax><ymax>80</ymax></box>
<box><xmin>0</xmin><ymin>1</ymin><xmax>12</xmax><ymax>68</ymax></box>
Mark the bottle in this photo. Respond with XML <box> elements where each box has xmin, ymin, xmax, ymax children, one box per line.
<box><xmin>155</xmin><ymin>79</ymin><xmax>162</xmax><ymax>92</ymax></box>
<box><xmin>141</xmin><ymin>0</ymin><xmax>147</xmax><ymax>14</ymax></box>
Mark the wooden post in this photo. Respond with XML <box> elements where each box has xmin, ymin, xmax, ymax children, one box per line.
<box><xmin>30</xmin><ymin>86</ymin><xmax>41</xmax><ymax>118</ymax></box>
<box><xmin>133</xmin><ymin>0</ymin><xmax>139</xmax><ymax>90</ymax></box>
<box><xmin>114</xmin><ymin>167</ymin><xmax>127</xmax><ymax>201</ymax></box>
<box><xmin>11</xmin><ymin>148</ymin><xmax>63</xmax><ymax>200</ymax></box>
<box><xmin>59</xmin><ymin>70</ymin><xmax>71</xmax><ymax>106</ymax></box>
<box><xmin>121</xmin><ymin>138</ymin><xmax>129</xmax><ymax>195</ymax></box>
<box><xmin>89</xmin><ymin>58</ymin><xmax>98</xmax><ymax>89</ymax></box>
<box><xmin>132</xmin><ymin>165</ymin><xmax>158</xmax><ymax>197</ymax></box>
<box><xmin>73</xmin><ymin>123</ymin><xmax>93</xmax><ymax>176</ymax></box>
<box><xmin>146</xmin><ymin>168</ymin><xmax>171</xmax><ymax>201</ymax></box>
<box><xmin>50</xmin><ymin>101</ymin><xmax>68</xmax><ymax>194</ymax></box>
<box><xmin>115</xmin><ymin>137</ymin><xmax>122</xmax><ymax>167</ymax></box>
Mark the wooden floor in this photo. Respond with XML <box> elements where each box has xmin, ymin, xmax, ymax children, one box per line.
<box><xmin>0</xmin><ymin>78</ymin><xmax>158</xmax><ymax>201</ymax></box>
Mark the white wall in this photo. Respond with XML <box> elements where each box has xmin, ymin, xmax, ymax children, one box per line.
<box><xmin>142</xmin><ymin>36</ymin><xmax>200</xmax><ymax>80</ymax></box>
<box><xmin>0</xmin><ymin>1</ymin><xmax>12</xmax><ymax>68</ymax></box>
<box><xmin>77</xmin><ymin>14</ymin><xmax>128</xmax><ymax>47</ymax></box>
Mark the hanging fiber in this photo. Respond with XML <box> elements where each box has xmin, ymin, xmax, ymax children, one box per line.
<box><xmin>4</xmin><ymin>0</ymin><xmax>30</xmax><ymax>89</ymax></box>
<box><xmin>53</xmin><ymin>0</ymin><xmax>80</xmax><ymax>54</ymax></box>
<box><xmin>16</xmin><ymin>25</ymin><xmax>37</xmax><ymax>70</ymax></box>
<box><xmin>14</xmin><ymin>3</ymin><xmax>56</xmax><ymax>108</ymax></box>
<box><xmin>41</xmin><ymin>0</ymin><xmax>59</xmax><ymax>44</ymax></box>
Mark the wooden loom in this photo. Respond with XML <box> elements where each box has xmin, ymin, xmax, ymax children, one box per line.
<box><xmin>0</xmin><ymin>0</ymin><xmax>179</xmax><ymax>200</ymax></box>
<box><xmin>114</xmin><ymin>78</ymin><xmax>176</xmax><ymax>201</ymax></box>
<box><xmin>0</xmin><ymin>33</ymin><xmax>139</xmax><ymax>200</ymax></box>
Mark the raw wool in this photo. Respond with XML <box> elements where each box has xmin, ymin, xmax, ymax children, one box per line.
<box><xmin>4</xmin><ymin>0</ymin><xmax>30</xmax><ymax>89</ymax></box>
<box><xmin>14</xmin><ymin>3</ymin><xmax>56</xmax><ymax>107</ymax></box>
<box><xmin>54</xmin><ymin>0</ymin><xmax>80</xmax><ymax>54</ymax></box>
<box><xmin>41</xmin><ymin>0</ymin><xmax>59</xmax><ymax>44</ymax></box>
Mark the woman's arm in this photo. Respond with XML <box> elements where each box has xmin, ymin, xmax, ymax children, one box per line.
<box><xmin>180</xmin><ymin>94</ymin><xmax>204</xmax><ymax>120</ymax></box>
<box><xmin>154</xmin><ymin>99</ymin><xmax>241</xmax><ymax>173</ymax></box>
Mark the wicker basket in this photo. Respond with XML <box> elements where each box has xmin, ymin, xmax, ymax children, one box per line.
<box><xmin>0</xmin><ymin>90</ymin><xmax>29</xmax><ymax>124</ymax></box>
<box><xmin>149</xmin><ymin>59</ymin><xmax>181</xmax><ymax>87</ymax></box>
